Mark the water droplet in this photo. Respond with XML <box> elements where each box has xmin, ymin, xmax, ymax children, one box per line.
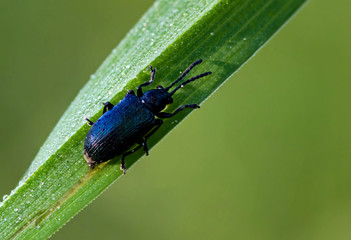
<box><xmin>2</xmin><ymin>195</ymin><xmax>9</xmax><ymax>201</ymax></box>
<box><xmin>210</xmin><ymin>32</ymin><xmax>214</xmax><ymax>36</ymax></box>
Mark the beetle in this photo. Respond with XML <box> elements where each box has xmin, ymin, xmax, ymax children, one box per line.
<box><xmin>84</xmin><ymin>59</ymin><xmax>212</xmax><ymax>173</ymax></box>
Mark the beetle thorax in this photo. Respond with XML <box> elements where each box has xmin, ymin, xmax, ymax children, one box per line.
<box><xmin>141</xmin><ymin>89</ymin><xmax>173</xmax><ymax>113</ymax></box>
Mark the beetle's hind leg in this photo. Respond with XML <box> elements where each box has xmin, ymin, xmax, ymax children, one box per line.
<box><xmin>102</xmin><ymin>102</ymin><xmax>114</xmax><ymax>114</ymax></box>
<box><xmin>137</xmin><ymin>65</ymin><xmax>156</xmax><ymax>97</ymax></box>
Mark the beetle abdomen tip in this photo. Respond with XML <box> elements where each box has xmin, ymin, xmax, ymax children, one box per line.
<box><xmin>84</xmin><ymin>149</ymin><xmax>96</xmax><ymax>169</ymax></box>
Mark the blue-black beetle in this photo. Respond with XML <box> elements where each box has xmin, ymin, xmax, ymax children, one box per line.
<box><xmin>84</xmin><ymin>59</ymin><xmax>212</xmax><ymax>173</ymax></box>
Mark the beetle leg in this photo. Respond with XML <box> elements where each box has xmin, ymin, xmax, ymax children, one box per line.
<box><xmin>127</xmin><ymin>90</ymin><xmax>135</xmax><ymax>95</ymax></box>
<box><xmin>137</xmin><ymin>65</ymin><xmax>156</xmax><ymax>97</ymax></box>
<box><xmin>141</xmin><ymin>119</ymin><xmax>163</xmax><ymax>155</ymax></box>
<box><xmin>120</xmin><ymin>145</ymin><xmax>143</xmax><ymax>174</ymax></box>
<box><xmin>119</xmin><ymin>119</ymin><xmax>163</xmax><ymax>174</ymax></box>
<box><xmin>140</xmin><ymin>139</ymin><xmax>149</xmax><ymax>156</ymax></box>
<box><xmin>155</xmin><ymin>104</ymin><xmax>200</xmax><ymax>118</ymax></box>
<box><xmin>145</xmin><ymin>119</ymin><xmax>163</xmax><ymax>140</ymax></box>
<box><xmin>120</xmin><ymin>155</ymin><xmax>126</xmax><ymax>174</ymax></box>
<box><xmin>102</xmin><ymin>102</ymin><xmax>114</xmax><ymax>114</ymax></box>
<box><xmin>85</xmin><ymin>117</ymin><xmax>94</xmax><ymax>126</ymax></box>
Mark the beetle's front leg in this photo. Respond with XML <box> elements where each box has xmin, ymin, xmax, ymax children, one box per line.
<box><xmin>102</xmin><ymin>102</ymin><xmax>114</xmax><ymax>114</ymax></box>
<box><xmin>137</xmin><ymin>65</ymin><xmax>156</xmax><ymax>97</ymax></box>
<box><xmin>155</xmin><ymin>104</ymin><xmax>199</xmax><ymax>118</ymax></box>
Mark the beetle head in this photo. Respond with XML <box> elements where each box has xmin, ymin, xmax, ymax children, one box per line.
<box><xmin>141</xmin><ymin>59</ymin><xmax>212</xmax><ymax>114</ymax></box>
<box><xmin>141</xmin><ymin>86</ymin><xmax>173</xmax><ymax>113</ymax></box>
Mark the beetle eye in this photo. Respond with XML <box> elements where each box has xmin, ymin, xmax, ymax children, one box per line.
<box><xmin>157</xmin><ymin>85</ymin><xmax>163</xmax><ymax>89</ymax></box>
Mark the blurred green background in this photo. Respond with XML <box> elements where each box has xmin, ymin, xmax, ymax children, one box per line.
<box><xmin>1</xmin><ymin>0</ymin><xmax>350</xmax><ymax>239</ymax></box>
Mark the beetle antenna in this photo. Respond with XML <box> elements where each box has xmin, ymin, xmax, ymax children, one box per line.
<box><xmin>170</xmin><ymin>72</ymin><xmax>212</xmax><ymax>96</ymax></box>
<box><xmin>165</xmin><ymin>59</ymin><xmax>203</xmax><ymax>91</ymax></box>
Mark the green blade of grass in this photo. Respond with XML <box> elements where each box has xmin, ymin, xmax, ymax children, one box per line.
<box><xmin>0</xmin><ymin>0</ymin><xmax>306</xmax><ymax>239</ymax></box>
